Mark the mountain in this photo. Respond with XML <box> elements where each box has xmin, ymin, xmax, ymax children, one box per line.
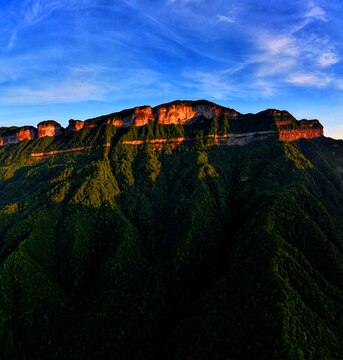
<box><xmin>0</xmin><ymin>100</ymin><xmax>323</xmax><ymax>148</ymax></box>
<box><xmin>0</xmin><ymin>100</ymin><xmax>342</xmax><ymax>360</ymax></box>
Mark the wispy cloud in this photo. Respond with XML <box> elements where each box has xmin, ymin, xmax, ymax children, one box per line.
<box><xmin>216</xmin><ymin>5</ymin><xmax>240</xmax><ymax>25</ymax></box>
<box><xmin>0</xmin><ymin>81</ymin><xmax>104</xmax><ymax>104</ymax></box>
<box><xmin>287</xmin><ymin>72</ymin><xmax>332</xmax><ymax>87</ymax></box>
<box><xmin>0</xmin><ymin>66</ymin><xmax>173</xmax><ymax>105</ymax></box>
<box><xmin>183</xmin><ymin>68</ymin><xmax>277</xmax><ymax>100</ymax></box>
<box><xmin>318</xmin><ymin>51</ymin><xmax>339</xmax><ymax>67</ymax></box>
<box><xmin>184</xmin><ymin>71</ymin><xmax>237</xmax><ymax>100</ymax></box>
<box><xmin>123</xmin><ymin>0</ymin><xmax>233</xmax><ymax>63</ymax></box>
<box><xmin>217</xmin><ymin>14</ymin><xmax>235</xmax><ymax>24</ymax></box>
<box><xmin>7</xmin><ymin>0</ymin><xmax>65</xmax><ymax>49</ymax></box>
<box><xmin>306</xmin><ymin>1</ymin><xmax>328</xmax><ymax>22</ymax></box>
<box><xmin>23</xmin><ymin>0</ymin><xmax>63</xmax><ymax>25</ymax></box>
<box><xmin>233</xmin><ymin>0</ymin><xmax>340</xmax><ymax>91</ymax></box>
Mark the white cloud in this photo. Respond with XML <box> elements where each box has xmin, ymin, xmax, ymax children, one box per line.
<box><xmin>306</xmin><ymin>1</ymin><xmax>327</xmax><ymax>22</ymax></box>
<box><xmin>245</xmin><ymin>20</ymin><xmax>340</xmax><ymax>89</ymax></box>
<box><xmin>245</xmin><ymin>35</ymin><xmax>299</xmax><ymax>78</ymax></box>
<box><xmin>264</xmin><ymin>36</ymin><xmax>299</xmax><ymax>57</ymax></box>
<box><xmin>287</xmin><ymin>72</ymin><xmax>332</xmax><ymax>87</ymax></box>
<box><xmin>318</xmin><ymin>51</ymin><xmax>339</xmax><ymax>67</ymax></box>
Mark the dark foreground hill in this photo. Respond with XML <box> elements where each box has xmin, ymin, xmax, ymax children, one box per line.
<box><xmin>0</xmin><ymin>102</ymin><xmax>342</xmax><ymax>359</ymax></box>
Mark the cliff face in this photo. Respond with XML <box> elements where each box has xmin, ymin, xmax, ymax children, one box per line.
<box><xmin>253</xmin><ymin>109</ymin><xmax>324</xmax><ymax>141</ymax></box>
<box><xmin>0</xmin><ymin>100</ymin><xmax>324</xmax><ymax>147</ymax></box>
<box><xmin>154</xmin><ymin>102</ymin><xmax>238</xmax><ymax>125</ymax></box>
<box><xmin>105</xmin><ymin>101</ymin><xmax>238</xmax><ymax>127</ymax></box>
<box><xmin>38</xmin><ymin>121</ymin><xmax>64</xmax><ymax>138</ymax></box>
<box><xmin>155</xmin><ymin>104</ymin><xmax>196</xmax><ymax>125</ymax></box>
<box><xmin>279</xmin><ymin>129</ymin><xmax>323</xmax><ymax>141</ymax></box>
<box><xmin>67</xmin><ymin>120</ymin><xmax>84</xmax><ymax>132</ymax></box>
<box><xmin>277</xmin><ymin>118</ymin><xmax>324</xmax><ymax>141</ymax></box>
<box><xmin>110</xmin><ymin>106</ymin><xmax>155</xmax><ymax>127</ymax></box>
<box><xmin>0</xmin><ymin>126</ymin><xmax>37</xmax><ymax>146</ymax></box>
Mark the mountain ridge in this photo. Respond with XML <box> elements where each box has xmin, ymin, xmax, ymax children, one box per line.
<box><xmin>0</xmin><ymin>100</ymin><xmax>324</xmax><ymax>147</ymax></box>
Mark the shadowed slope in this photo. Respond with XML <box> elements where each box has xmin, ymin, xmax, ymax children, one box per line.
<box><xmin>0</xmin><ymin>133</ymin><xmax>342</xmax><ymax>359</ymax></box>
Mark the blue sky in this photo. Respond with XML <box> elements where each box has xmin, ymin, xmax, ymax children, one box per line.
<box><xmin>0</xmin><ymin>0</ymin><xmax>342</xmax><ymax>138</ymax></box>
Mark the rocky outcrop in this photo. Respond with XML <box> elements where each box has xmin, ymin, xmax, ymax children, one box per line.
<box><xmin>38</xmin><ymin>121</ymin><xmax>64</xmax><ymax>138</ymax></box>
<box><xmin>278</xmin><ymin>119</ymin><xmax>323</xmax><ymax>141</ymax></box>
<box><xmin>251</xmin><ymin>109</ymin><xmax>323</xmax><ymax>141</ymax></box>
<box><xmin>155</xmin><ymin>104</ymin><xmax>196</xmax><ymax>125</ymax></box>
<box><xmin>154</xmin><ymin>101</ymin><xmax>237</xmax><ymax>125</ymax></box>
<box><xmin>110</xmin><ymin>106</ymin><xmax>155</xmax><ymax>127</ymax></box>
<box><xmin>279</xmin><ymin>128</ymin><xmax>323</xmax><ymax>141</ymax></box>
<box><xmin>67</xmin><ymin>120</ymin><xmax>84</xmax><ymax>132</ymax></box>
<box><xmin>17</xmin><ymin>127</ymin><xmax>38</xmax><ymax>141</ymax></box>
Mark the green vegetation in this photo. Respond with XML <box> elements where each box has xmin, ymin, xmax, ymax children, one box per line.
<box><xmin>0</xmin><ymin>128</ymin><xmax>342</xmax><ymax>359</ymax></box>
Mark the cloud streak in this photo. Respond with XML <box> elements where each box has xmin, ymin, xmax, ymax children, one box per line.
<box><xmin>217</xmin><ymin>14</ymin><xmax>235</xmax><ymax>24</ymax></box>
<box><xmin>287</xmin><ymin>72</ymin><xmax>332</xmax><ymax>87</ymax></box>
<box><xmin>306</xmin><ymin>1</ymin><xmax>328</xmax><ymax>22</ymax></box>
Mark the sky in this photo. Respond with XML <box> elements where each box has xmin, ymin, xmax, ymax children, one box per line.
<box><xmin>0</xmin><ymin>0</ymin><xmax>342</xmax><ymax>138</ymax></box>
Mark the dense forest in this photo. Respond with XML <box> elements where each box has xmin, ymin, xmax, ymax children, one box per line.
<box><xmin>0</xmin><ymin>123</ymin><xmax>343</xmax><ymax>359</ymax></box>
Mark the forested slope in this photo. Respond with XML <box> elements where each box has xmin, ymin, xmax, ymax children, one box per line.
<box><xmin>0</xmin><ymin>126</ymin><xmax>342</xmax><ymax>359</ymax></box>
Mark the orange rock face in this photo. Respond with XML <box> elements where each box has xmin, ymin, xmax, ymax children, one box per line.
<box><xmin>111</xmin><ymin>119</ymin><xmax>123</xmax><ymax>127</ymax></box>
<box><xmin>38</xmin><ymin>122</ymin><xmax>64</xmax><ymax>138</ymax></box>
<box><xmin>279</xmin><ymin>119</ymin><xmax>323</xmax><ymax>141</ymax></box>
<box><xmin>154</xmin><ymin>103</ymin><xmax>232</xmax><ymax>125</ymax></box>
<box><xmin>133</xmin><ymin>106</ymin><xmax>154</xmax><ymax>126</ymax></box>
<box><xmin>67</xmin><ymin>120</ymin><xmax>84</xmax><ymax>131</ymax></box>
<box><xmin>0</xmin><ymin>127</ymin><xmax>37</xmax><ymax>146</ymax></box>
<box><xmin>279</xmin><ymin>128</ymin><xmax>323</xmax><ymax>141</ymax></box>
<box><xmin>277</xmin><ymin>120</ymin><xmax>294</xmax><ymax>126</ymax></box>
<box><xmin>81</xmin><ymin>101</ymin><xmax>238</xmax><ymax>130</ymax></box>
<box><xmin>155</xmin><ymin>105</ymin><xmax>196</xmax><ymax>125</ymax></box>
<box><xmin>17</xmin><ymin>128</ymin><xmax>37</xmax><ymax>141</ymax></box>
<box><xmin>111</xmin><ymin>106</ymin><xmax>154</xmax><ymax>127</ymax></box>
